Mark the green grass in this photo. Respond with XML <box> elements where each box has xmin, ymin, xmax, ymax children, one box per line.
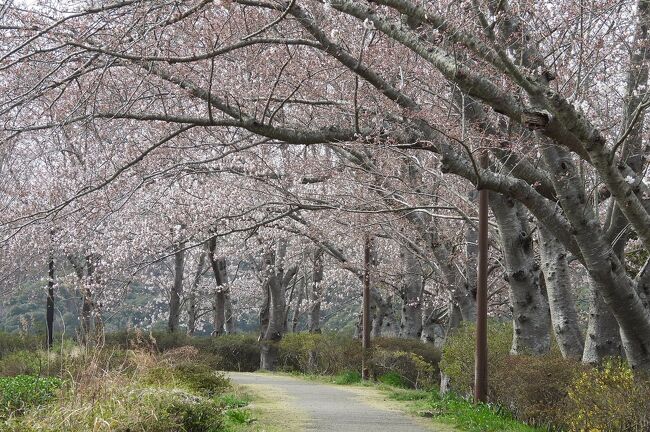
<box><xmin>387</xmin><ymin>389</ymin><xmax>542</xmax><ymax>432</ymax></box>
<box><xmin>334</xmin><ymin>371</ymin><xmax>362</xmax><ymax>385</ymax></box>
<box><xmin>0</xmin><ymin>375</ymin><xmax>63</xmax><ymax>418</ymax></box>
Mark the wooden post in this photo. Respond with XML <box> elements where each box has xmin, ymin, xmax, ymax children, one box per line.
<box><xmin>474</xmin><ymin>152</ymin><xmax>489</xmax><ymax>403</ymax></box>
<box><xmin>362</xmin><ymin>234</ymin><xmax>371</xmax><ymax>380</ymax></box>
<box><xmin>46</xmin><ymin>254</ymin><xmax>55</xmax><ymax>349</ymax></box>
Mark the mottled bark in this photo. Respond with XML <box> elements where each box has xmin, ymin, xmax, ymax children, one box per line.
<box><xmin>491</xmin><ymin>193</ymin><xmax>551</xmax><ymax>354</ymax></box>
<box><xmin>187</xmin><ymin>252</ymin><xmax>206</xmax><ymax>336</ymax></box>
<box><xmin>399</xmin><ymin>246</ymin><xmax>423</xmax><ymax>338</ymax></box>
<box><xmin>260</xmin><ymin>241</ymin><xmax>298</xmax><ymax>370</ymax></box>
<box><xmin>538</xmin><ymin>225</ymin><xmax>584</xmax><ymax>359</ymax></box>
<box><xmin>543</xmin><ymin>145</ymin><xmax>650</xmax><ymax>371</ymax></box>
<box><xmin>309</xmin><ymin>248</ymin><xmax>323</xmax><ymax>333</ymax></box>
<box><xmin>225</xmin><ymin>290</ymin><xmax>236</xmax><ymax>334</ymax></box>
<box><xmin>207</xmin><ymin>238</ymin><xmax>229</xmax><ymax>336</ymax></box>
<box><xmin>583</xmin><ymin>285</ymin><xmax>623</xmax><ymax>364</ymax></box>
<box><xmin>372</xmin><ymin>293</ymin><xmax>396</xmax><ymax>337</ymax></box>
<box><xmin>168</xmin><ymin>241</ymin><xmax>186</xmax><ymax>334</ymax></box>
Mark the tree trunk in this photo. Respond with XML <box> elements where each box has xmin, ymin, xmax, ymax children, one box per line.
<box><xmin>372</xmin><ymin>293</ymin><xmax>396</xmax><ymax>337</ymax></box>
<box><xmin>491</xmin><ymin>193</ymin><xmax>551</xmax><ymax>354</ymax></box>
<box><xmin>207</xmin><ymin>237</ymin><xmax>229</xmax><ymax>336</ymax></box>
<box><xmin>225</xmin><ymin>290</ymin><xmax>236</xmax><ymax>334</ymax></box>
<box><xmin>187</xmin><ymin>252</ymin><xmax>206</xmax><ymax>336</ymax></box>
<box><xmin>260</xmin><ymin>241</ymin><xmax>298</xmax><ymax>371</ymax></box>
<box><xmin>582</xmin><ymin>284</ymin><xmax>623</xmax><ymax>364</ymax></box>
<box><xmin>538</xmin><ymin>225</ymin><xmax>584</xmax><ymax>359</ymax></box>
<box><xmin>308</xmin><ymin>248</ymin><xmax>323</xmax><ymax>333</ymax></box>
<box><xmin>399</xmin><ymin>246</ymin><xmax>423</xmax><ymax>338</ymax></box>
<box><xmin>291</xmin><ymin>280</ymin><xmax>304</xmax><ymax>332</ymax></box>
<box><xmin>168</xmin><ymin>241</ymin><xmax>185</xmax><ymax>334</ymax></box>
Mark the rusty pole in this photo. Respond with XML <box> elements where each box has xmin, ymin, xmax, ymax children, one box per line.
<box><xmin>474</xmin><ymin>151</ymin><xmax>489</xmax><ymax>403</ymax></box>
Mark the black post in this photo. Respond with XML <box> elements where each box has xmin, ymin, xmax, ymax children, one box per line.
<box><xmin>46</xmin><ymin>255</ymin><xmax>55</xmax><ymax>348</ymax></box>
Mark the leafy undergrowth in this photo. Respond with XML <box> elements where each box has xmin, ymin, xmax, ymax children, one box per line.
<box><xmin>386</xmin><ymin>388</ymin><xmax>542</xmax><ymax>432</ymax></box>
<box><xmin>0</xmin><ymin>345</ymin><xmax>256</xmax><ymax>432</ymax></box>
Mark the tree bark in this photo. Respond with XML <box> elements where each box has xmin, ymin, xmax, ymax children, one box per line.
<box><xmin>491</xmin><ymin>193</ymin><xmax>551</xmax><ymax>354</ymax></box>
<box><xmin>260</xmin><ymin>240</ymin><xmax>298</xmax><ymax>370</ymax></box>
<box><xmin>399</xmin><ymin>245</ymin><xmax>423</xmax><ymax>338</ymax></box>
<box><xmin>582</xmin><ymin>284</ymin><xmax>623</xmax><ymax>364</ymax></box>
<box><xmin>542</xmin><ymin>144</ymin><xmax>650</xmax><ymax>371</ymax></box>
<box><xmin>168</xmin><ymin>240</ymin><xmax>186</xmax><ymax>334</ymax></box>
<box><xmin>308</xmin><ymin>248</ymin><xmax>323</xmax><ymax>333</ymax></box>
<box><xmin>207</xmin><ymin>237</ymin><xmax>229</xmax><ymax>336</ymax></box>
<box><xmin>187</xmin><ymin>252</ymin><xmax>206</xmax><ymax>336</ymax></box>
<box><xmin>538</xmin><ymin>225</ymin><xmax>584</xmax><ymax>359</ymax></box>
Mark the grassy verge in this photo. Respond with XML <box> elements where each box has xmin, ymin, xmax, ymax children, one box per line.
<box><xmin>286</xmin><ymin>371</ymin><xmax>542</xmax><ymax>432</ymax></box>
<box><xmin>0</xmin><ymin>346</ymin><xmax>261</xmax><ymax>432</ymax></box>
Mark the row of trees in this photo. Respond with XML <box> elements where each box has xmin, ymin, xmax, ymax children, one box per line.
<box><xmin>1</xmin><ymin>0</ymin><xmax>649</xmax><ymax>372</ymax></box>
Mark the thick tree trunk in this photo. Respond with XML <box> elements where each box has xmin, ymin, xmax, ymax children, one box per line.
<box><xmin>187</xmin><ymin>252</ymin><xmax>206</xmax><ymax>336</ymax></box>
<box><xmin>543</xmin><ymin>144</ymin><xmax>650</xmax><ymax>371</ymax></box>
<box><xmin>260</xmin><ymin>269</ymin><xmax>285</xmax><ymax>370</ymax></box>
<box><xmin>421</xmin><ymin>303</ymin><xmax>445</xmax><ymax>346</ymax></box>
<box><xmin>491</xmin><ymin>194</ymin><xmax>551</xmax><ymax>354</ymax></box>
<box><xmin>260</xmin><ymin>241</ymin><xmax>298</xmax><ymax>371</ymax></box>
<box><xmin>225</xmin><ymin>290</ymin><xmax>236</xmax><ymax>334</ymax></box>
<box><xmin>538</xmin><ymin>225</ymin><xmax>584</xmax><ymax>359</ymax></box>
<box><xmin>207</xmin><ymin>238</ymin><xmax>229</xmax><ymax>336</ymax></box>
<box><xmin>291</xmin><ymin>280</ymin><xmax>304</xmax><ymax>333</ymax></box>
<box><xmin>582</xmin><ymin>284</ymin><xmax>623</xmax><ymax>364</ymax></box>
<box><xmin>372</xmin><ymin>293</ymin><xmax>396</xmax><ymax>337</ymax></box>
<box><xmin>213</xmin><ymin>290</ymin><xmax>226</xmax><ymax>336</ymax></box>
<box><xmin>168</xmin><ymin>241</ymin><xmax>185</xmax><ymax>334</ymax></box>
<box><xmin>399</xmin><ymin>246</ymin><xmax>423</xmax><ymax>338</ymax></box>
<box><xmin>309</xmin><ymin>248</ymin><xmax>323</xmax><ymax>333</ymax></box>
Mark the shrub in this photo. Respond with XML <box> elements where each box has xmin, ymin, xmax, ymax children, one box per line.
<box><xmin>277</xmin><ymin>333</ymin><xmax>362</xmax><ymax>374</ymax></box>
<box><xmin>168</xmin><ymin>399</ymin><xmax>224</xmax><ymax>432</ymax></box>
<box><xmin>334</xmin><ymin>371</ymin><xmax>362</xmax><ymax>385</ymax></box>
<box><xmin>206</xmin><ymin>334</ymin><xmax>260</xmax><ymax>372</ymax></box>
<box><xmin>0</xmin><ymin>333</ymin><xmax>42</xmax><ymax>358</ymax></box>
<box><xmin>0</xmin><ymin>375</ymin><xmax>63</xmax><ymax>418</ymax></box>
<box><xmin>564</xmin><ymin>359</ymin><xmax>650</xmax><ymax>432</ymax></box>
<box><xmin>439</xmin><ymin>321</ymin><xmax>512</xmax><ymax>395</ymax></box>
<box><xmin>490</xmin><ymin>353</ymin><xmax>586</xmax><ymax>427</ymax></box>
<box><xmin>373</xmin><ymin>337</ymin><xmax>441</xmax><ymax>366</ymax></box>
<box><xmin>142</xmin><ymin>363</ymin><xmax>230</xmax><ymax>397</ymax></box>
<box><xmin>370</xmin><ymin>348</ymin><xmax>436</xmax><ymax>389</ymax></box>
<box><xmin>0</xmin><ymin>350</ymin><xmax>44</xmax><ymax>376</ymax></box>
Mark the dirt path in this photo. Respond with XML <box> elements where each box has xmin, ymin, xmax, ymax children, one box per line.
<box><xmin>228</xmin><ymin>372</ymin><xmax>450</xmax><ymax>432</ymax></box>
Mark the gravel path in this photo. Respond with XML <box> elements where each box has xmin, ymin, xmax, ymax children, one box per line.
<box><xmin>228</xmin><ymin>372</ymin><xmax>440</xmax><ymax>432</ymax></box>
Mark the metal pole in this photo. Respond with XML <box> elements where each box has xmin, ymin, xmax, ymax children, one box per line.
<box><xmin>362</xmin><ymin>234</ymin><xmax>371</xmax><ymax>380</ymax></box>
<box><xmin>474</xmin><ymin>151</ymin><xmax>489</xmax><ymax>403</ymax></box>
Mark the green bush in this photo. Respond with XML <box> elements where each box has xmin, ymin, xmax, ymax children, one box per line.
<box><xmin>0</xmin><ymin>333</ymin><xmax>42</xmax><ymax>358</ymax></box>
<box><xmin>168</xmin><ymin>399</ymin><xmax>224</xmax><ymax>432</ymax></box>
<box><xmin>0</xmin><ymin>350</ymin><xmax>44</xmax><ymax>376</ymax></box>
<box><xmin>277</xmin><ymin>333</ymin><xmax>362</xmax><ymax>374</ymax></box>
<box><xmin>564</xmin><ymin>359</ymin><xmax>650</xmax><ymax>431</ymax></box>
<box><xmin>0</xmin><ymin>375</ymin><xmax>63</xmax><ymax>418</ymax></box>
<box><xmin>378</xmin><ymin>371</ymin><xmax>408</xmax><ymax>388</ymax></box>
<box><xmin>334</xmin><ymin>371</ymin><xmax>362</xmax><ymax>385</ymax></box>
<box><xmin>439</xmin><ymin>321</ymin><xmax>512</xmax><ymax>395</ymax></box>
<box><xmin>143</xmin><ymin>363</ymin><xmax>229</xmax><ymax>397</ymax></box>
<box><xmin>370</xmin><ymin>348</ymin><xmax>437</xmax><ymax>389</ymax></box>
<box><xmin>205</xmin><ymin>334</ymin><xmax>260</xmax><ymax>372</ymax></box>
